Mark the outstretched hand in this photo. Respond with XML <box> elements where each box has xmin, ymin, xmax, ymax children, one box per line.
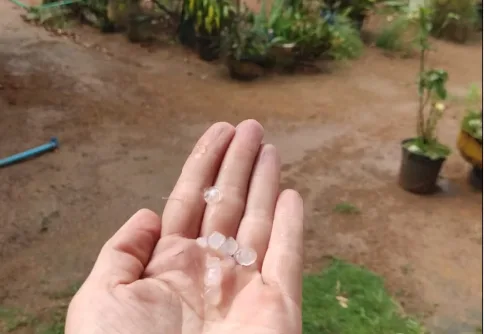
<box><xmin>66</xmin><ymin>120</ymin><xmax>304</xmax><ymax>334</ymax></box>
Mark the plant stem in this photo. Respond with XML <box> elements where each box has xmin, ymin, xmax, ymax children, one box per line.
<box><xmin>423</xmin><ymin>94</ymin><xmax>434</xmax><ymax>141</ymax></box>
<box><xmin>417</xmin><ymin>39</ymin><xmax>426</xmax><ymax>139</ymax></box>
<box><xmin>152</xmin><ymin>0</ymin><xmax>177</xmax><ymax>20</ymax></box>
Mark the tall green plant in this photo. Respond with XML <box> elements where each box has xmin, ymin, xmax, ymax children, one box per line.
<box><xmin>328</xmin><ymin>14</ymin><xmax>363</xmax><ymax>60</ymax></box>
<box><xmin>404</xmin><ymin>6</ymin><xmax>451</xmax><ymax>159</ymax></box>
<box><xmin>183</xmin><ymin>0</ymin><xmax>232</xmax><ymax>34</ymax></box>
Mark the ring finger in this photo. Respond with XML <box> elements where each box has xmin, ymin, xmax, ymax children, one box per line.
<box><xmin>235</xmin><ymin>144</ymin><xmax>280</xmax><ymax>270</ymax></box>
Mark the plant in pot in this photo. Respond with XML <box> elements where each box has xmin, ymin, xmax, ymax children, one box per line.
<box><xmin>398</xmin><ymin>6</ymin><xmax>451</xmax><ymax>194</ymax></box>
<box><xmin>269</xmin><ymin>5</ymin><xmax>334</xmax><ymax>66</ymax></box>
<box><xmin>220</xmin><ymin>9</ymin><xmax>273</xmax><ymax>81</ymax></box>
<box><xmin>322</xmin><ymin>0</ymin><xmax>377</xmax><ymax>31</ymax></box>
<box><xmin>326</xmin><ymin>12</ymin><xmax>364</xmax><ymax>60</ymax></box>
<box><xmin>457</xmin><ymin>84</ymin><xmax>482</xmax><ymax>190</ymax></box>
<box><xmin>182</xmin><ymin>0</ymin><xmax>233</xmax><ymax>61</ymax></box>
<box><xmin>258</xmin><ymin>0</ymin><xmax>358</xmax><ymax>70</ymax></box>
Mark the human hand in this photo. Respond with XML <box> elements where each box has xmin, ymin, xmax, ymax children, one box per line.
<box><xmin>66</xmin><ymin>120</ymin><xmax>304</xmax><ymax>334</ymax></box>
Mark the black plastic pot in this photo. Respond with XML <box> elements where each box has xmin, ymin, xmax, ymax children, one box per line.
<box><xmin>469</xmin><ymin>166</ymin><xmax>483</xmax><ymax>191</ymax></box>
<box><xmin>398</xmin><ymin>139</ymin><xmax>447</xmax><ymax>194</ymax></box>
<box><xmin>477</xmin><ymin>1</ymin><xmax>483</xmax><ymax>31</ymax></box>
<box><xmin>197</xmin><ymin>34</ymin><xmax>220</xmax><ymax>62</ymax></box>
<box><xmin>351</xmin><ymin>13</ymin><xmax>366</xmax><ymax>31</ymax></box>
<box><xmin>227</xmin><ymin>56</ymin><xmax>265</xmax><ymax>81</ymax></box>
<box><xmin>178</xmin><ymin>17</ymin><xmax>197</xmax><ymax>49</ymax></box>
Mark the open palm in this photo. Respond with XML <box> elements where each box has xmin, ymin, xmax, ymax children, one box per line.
<box><xmin>66</xmin><ymin>120</ymin><xmax>304</xmax><ymax>334</ymax></box>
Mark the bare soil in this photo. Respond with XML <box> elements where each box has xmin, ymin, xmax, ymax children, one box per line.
<box><xmin>0</xmin><ymin>2</ymin><xmax>482</xmax><ymax>333</ymax></box>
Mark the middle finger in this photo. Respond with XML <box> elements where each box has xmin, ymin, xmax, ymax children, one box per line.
<box><xmin>200</xmin><ymin>119</ymin><xmax>264</xmax><ymax>237</ymax></box>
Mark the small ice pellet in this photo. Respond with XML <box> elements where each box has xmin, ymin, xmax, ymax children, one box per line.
<box><xmin>204</xmin><ymin>186</ymin><xmax>222</xmax><ymax>204</ymax></box>
<box><xmin>208</xmin><ymin>231</ymin><xmax>226</xmax><ymax>250</ymax></box>
<box><xmin>234</xmin><ymin>248</ymin><xmax>257</xmax><ymax>267</ymax></box>
<box><xmin>219</xmin><ymin>237</ymin><xmax>239</xmax><ymax>256</ymax></box>
<box><xmin>196</xmin><ymin>236</ymin><xmax>208</xmax><ymax>248</ymax></box>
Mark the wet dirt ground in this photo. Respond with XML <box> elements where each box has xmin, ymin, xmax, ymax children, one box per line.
<box><xmin>0</xmin><ymin>2</ymin><xmax>482</xmax><ymax>333</ymax></box>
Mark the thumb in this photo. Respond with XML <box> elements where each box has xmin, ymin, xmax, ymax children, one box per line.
<box><xmin>89</xmin><ymin>208</ymin><xmax>162</xmax><ymax>287</ymax></box>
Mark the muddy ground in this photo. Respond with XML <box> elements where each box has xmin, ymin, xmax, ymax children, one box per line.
<box><xmin>0</xmin><ymin>2</ymin><xmax>482</xmax><ymax>333</ymax></box>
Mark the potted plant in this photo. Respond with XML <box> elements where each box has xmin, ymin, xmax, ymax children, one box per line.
<box><xmin>221</xmin><ymin>14</ymin><xmax>271</xmax><ymax>80</ymax></box>
<box><xmin>269</xmin><ymin>4</ymin><xmax>333</xmax><ymax>65</ymax></box>
<box><xmin>398</xmin><ymin>6</ymin><xmax>451</xmax><ymax>194</ymax></box>
<box><xmin>182</xmin><ymin>0</ymin><xmax>233</xmax><ymax>61</ymax></box>
<box><xmin>457</xmin><ymin>85</ymin><xmax>482</xmax><ymax>190</ymax></box>
<box><xmin>322</xmin><ymin>0</ymin><xmax>376</xmax><ymax>31</ymax></box>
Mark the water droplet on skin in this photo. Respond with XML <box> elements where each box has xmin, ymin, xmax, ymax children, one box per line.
<box><xmin>193</xmin><ymin>144</ymin><xmax>207</xmax><ymax>158</ymax></box>
<box><xmin>234</xmin><ymin>248</ymin><xmax>257</xmax><ymax>267</ymax></box>
<box><xmin>204</xmin><ymin>286</ymin><xmax>221</xmax><ymax>305</ymax></box>
<box><xmin>207</xmin><ymin>231</ymin><xmax>226</xmax><ymax>250</ymax></box>
<box><xmin>204</xmin><ymin>186</ymin><xmax>222</xmax><ymax>204</ymax></box>
<box><xmin>206</xmin><ymin>256</ymin><xmax>220</xmax><ymax>267</ymax></box>
<box><xmin>203</xmin><ymin>256</ymin><xmax>223</xmax><ymax>306</ymax></box>
<box><xmin>219</xmin><ymin>237</ymin><xmax>239</xmax><ymax>256</ymax></box>
<box><xmin>196</xmin><ymin>236</ymin><xmax>208</xmax><ymax>248</ymax></box>
<box><xmin>204</xmin><ymin>264</ymin><xmax>222</xmax><ymax>286</ymax></box>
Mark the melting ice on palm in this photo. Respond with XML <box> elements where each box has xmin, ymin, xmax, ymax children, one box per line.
<box><xmin>234</xmin><ymin>248</ymin><xmax>257</xmax><ymax>266</ymax></box>
<box><xmin>204</xmin><ymin>186</ymin><xmax>222</xmax><ymax>204</ymax></box>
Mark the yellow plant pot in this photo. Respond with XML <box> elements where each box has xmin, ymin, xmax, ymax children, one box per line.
<box><xmin>457</xmin><ymin>129</ymin><xmax>482</xmax><ymax>169</ymax></box>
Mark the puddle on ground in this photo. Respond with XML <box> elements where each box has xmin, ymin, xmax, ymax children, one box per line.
<box><xmin>265</xmin><ymin>123</ymin><xmax>351</xmax><ymax>164</ymax></box>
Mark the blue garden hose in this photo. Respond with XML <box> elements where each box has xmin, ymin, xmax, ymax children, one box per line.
<box><xmin>8</xmin><ymin>0</ymin><xmax>83</xmax><ymax>11</ymax></box>
<box><xmin>0</xmin><ymin>137</ymin><xmax>59</xmax><ymax>167</ymax></box>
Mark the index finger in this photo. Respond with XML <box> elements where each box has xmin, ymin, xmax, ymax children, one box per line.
<box><xmin>261</xmin><ymin>189</ymin><xmax>304</xmax><ymax>306</ymax></box>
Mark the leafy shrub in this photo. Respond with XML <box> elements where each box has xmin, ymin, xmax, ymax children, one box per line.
<box><xmin>323</xmin><ymin>0</ymin><xmax>377</xmax><ymax>16</ymax></box>
<box><xmin>328</xmin><ymin>14</ymin><xmax>364</xmax><ymax>60</ymax></box>
<box><xmin>375</xmin><ymin>13</ymin><xmax>416</xmax><ymax>56</ymax></box>
<box><xmin>430</xmin><ymin>0</ymin><xmax>478</xmax><ymax>43</ymax></box>
<box><xmin>462</xmin><ymin>110</ymin><xmax>483</xmax><ymax>141</ymax></box>
<box><xmin>461</xmin><ymin>84</ymin><xmax>482</xmax><ymax>141</ymax></box>
<box><xmin>223</xmin><ymin>0</ymin><xmax>363</xmax><ymax>64</ymax></box>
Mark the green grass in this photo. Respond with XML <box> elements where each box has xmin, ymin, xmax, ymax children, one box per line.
<box><xmin>303</xmin><ymin>259</ymin><xmax>426</xmax><ymax>334</ymax></box>
<box><xmin>333</xmin><ymin>202</ymin><xmax>360</xmax><ymax>214</ymax></box>
<box><xmin>4</xmin><ymin>272</ymin><xmax>426</xmax><ymax>334</ymax></box>
<box><xmin>38</xmin><ymin>281</ymin><xmax>82</xmax><ymax>334</ymax></box>
<box><xmin>37</xmin><ymin>308</ymin><xmax>66</xmax><ymax>334</ymax></box>
<box><xmin>46</xmin><ymin>281</ymin><xmax>82</xmax><ymax>300</ymax></box>
<box><xmin>0</xmin><ymin>308</ymin><xmax>36</xmax><ymax>332</ymax></box>
<box><xmin>0</xmin><ymin>281</ymin><xmax>81</xmax><ymax>333</ymax></box>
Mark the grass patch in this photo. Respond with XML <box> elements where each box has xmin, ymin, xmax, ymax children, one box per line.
<box><xmin>39</xmin><ymin>281</ymin><xmax>82</xmax><ymax>333</ymax></box>
<box><xmin>0</xmin><ymin>308</ymin><xmax>36</xmax><ymax>332</ymax></box>
<box><xmin>37</xmin><ymin>308</ymin><xmax>66</xmax><ymax>334</ymax></box>
<box><xmin>303</xmin><ymin>259</ymin><xmax>426</xmax><ymax>334</ymax></box>
<box><xmin>0</xmin><ymin>281</ymin><xmax>81</xmax><ymax>333</ymax></box>
<box><xmin>333</xmin><ymin>202</ymin><xmax>360</xmax><ymax>214</ymax></box>
<box><xmin>47</xmin><ymin>281</ymin><xmax>82</xmax><ymax>300</ymax></box>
